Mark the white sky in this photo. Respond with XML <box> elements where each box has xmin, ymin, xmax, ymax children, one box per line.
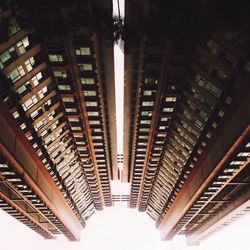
<box><xmin>0</xmin><ymin>205</ymin><xmax>250</xmax><ymax>250</ymax></box>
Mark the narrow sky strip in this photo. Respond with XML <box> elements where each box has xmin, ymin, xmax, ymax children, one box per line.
<box><xmin>113</xmin><ymin>0</ymin><xmax>125</xmax><ymax>170</ymax></box>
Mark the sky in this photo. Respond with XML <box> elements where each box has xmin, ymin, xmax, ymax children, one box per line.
<box><xmin>0</xmin><ymin>204</ymin><xmax>250</xmax><ymax>250</ymax></box>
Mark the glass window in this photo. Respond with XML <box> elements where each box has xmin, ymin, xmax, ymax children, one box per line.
<box><xmin>205</xmin><ymin>81</ymin><xmax>222</xmax><ymax>97</ymax></box>
<box><xmin>66</xmin><ymin>108</ymin><xmax>77</xmax><ymax>113</ymax></box>
<box><xmin>16</xmin><ymin>36</ymin><xmax>30</xmax><ymax>55</ymax></box>
<box><xmin>49</xmin><ymin>54</ymin><xmax>64</xmax><ymax>62</ymax></box>
<box><xmin>22</xmin><ymin>95</ymin><xmax>38</xmax><ymax>111</ymax></box>
<box><xmin>143</xmin><ymin>90</ymin><xmax>153</xmax><ymax>96</ymax></box>
<box><xmin>237</xmin><ymin>152</ymin><xmax>250</xmax><ymax>157</ymax></box>
<box><xmin>139</xmin><ymin>128</ymin><xmax>149</xmax><ymax>132</ymax></box>
<box><xmin>53</xmin><ymin>70</ymin><xmax>67</xmax><ymax>78</ymax></box>
<box><xmin>8</xmin><ymin>65</ymin><xmax>25</xmax><ymax>82</ymax></box>
<box><xmin>58</xmin><ymin>85</ymin><xmax>71</xmax><ymax>91</ymax></box>
<box><xmin>139</xmin><ymin>135</ymin><xmax>148</xmax><ymax>139</ymax></box>
<box><xmin>30</xmin><ymin>108</ymin><xmax>42</xmax><ymax>120</ymax></box>
<box><xmin>161</xmin><ymin>117</ymin><xmax>168</xmax><ymax>121</ymax></box>
<box><xmin>25</xmin><ymin>57</ymin><xmax>35</xmax><ymax>72</ymax></box>
<box><xmin>140</xmin><ymin>120</ymin><xmax>151</xmax><ymax>124</ymax></box>
<box><xmin>75</xmin><ymin>47</ymin><xmax>91</xmax><ymax>56</ymax></box>
<box><xmin>159</xmin><ymin>126</ymin><xmax>166</xmax><ymax>130</ymax></box>
<box><xmin>31</xmin><ymin>72</ymin><xmax>43</xmax><ymax>87</ymax></box>
<box><xmin>84</xmin><ymin>90</ymin><xmax>96</xmax><ymax>96</ymax></box>
<box><xmin>12</xmin><ymin>111</ymin><xmax>19</xmax><ymax>119</ymax></box>
<box><xmin>89</xmin><ymin>120</ymin><xmax>100</xmax><ymax>125</ymax></box>
<box><xmin>93</xmin><ymin>135</ymin><xmax>102</xmax><ymax>139</ymax></box>
<box><xmin>16</xmin><ymin>84</ymin><xmax>27</xmax><ymax>95</ymax></box>
<box><xmin>93</xmin><ymin>128</ymin><xmax>102</xmax><ymax>132</ymax></box>
<box><xmin>141</xmin><ymin>111</ymin><xmax>152</xmax><ymax>116</ymax></box>
<box><xmin>81</xmin><ymin>78</ymin><xmax>94</xmax><ymax>84</ymax></box>
<box><xmin>142</xmin><ymin>101</ymin><xmax>154</xmax><ymax>106</ymax></box>
<box><xmin>163</xmin><ymin>107</ymin><xmax>174</xmax><ymax>112</ymax></box>
<box><xmin>79</xmin><ymin>63</ymin><xmax>93</xmax><ymax>71</ymax></box>
<box><xmin>87</xmin><ymin>111</ymin><xmax>99</xmax><ymax>116</ymax></box>
<box><xmin>68</xmin><ymin>117</ymin><xmax>79</xmax><ymax>122</ymax></box>
<box><xmin>62</xmin><ymin>97</ymin><xmax>74</xmax><ymax>103</ymax></box>
<box><xmin>145</xmin><ymin>78</ymin><xmax>158</xmax><ymax>84</ymax></box>
<box><xmin>165</xmin><ymin>96</ymin><xmax>177</xmax><ymax>102</ymax></box>
<box><xmin>72</xmin><ymin>126</ymin><xmax>82</xmax><ymax>131</ymax></box>
<box><xmin>86</xmin><ymin>101</ymin><xmax>98</xmax><ymax>107</ymax></box>
<box><xmin>20</xmin><ymin>123</ymin><xmax>26</xmax><ymax>130</ymax></box>
<box><xmin>0</xmin><ymin>47</ymin><xmax>14</xmax><ymax>69</ymax></box>
<box><xmin>38</xmin><ymin>86</ymin><xmax>48</xmax><ymax>99</ymax></box>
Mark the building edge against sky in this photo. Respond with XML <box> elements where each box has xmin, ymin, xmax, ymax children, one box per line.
<box><xmin>0</xmin><ymin>0</ymin><xmax>117</xmax><ymax>240</ymax></box>
<box><xmin>123</xmin><ymin>0</ymin><xmax>250</xmax><ymax>245</ymax></box>
<box><xmin>0</xmin><ymin>0</ymin><xmax>250</xmax><ymax>245</ymax></box>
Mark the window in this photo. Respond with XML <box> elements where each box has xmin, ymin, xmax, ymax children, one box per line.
<box><xmin>165</xmin><ymin>96</ymin><xmax>177</xmax><ymax>102</ymax></box>
<box><xmin>49</xmin><ymin>54</ymin><xmax>64</xmax><ymax>62</ymax></box>
<box><xmin>75</xmin><ymin>47</ymin><xmax>91</xmax><ymax>56</ymax></box>
<box><xmin>194</xmin><ymin>73</ymin><xmax>222</xmax><ymax>98</ymax></box>
<box><xmin>93</xmin><ymin>128</ymin><xmax>102</xmax><ymax>132</ymax></box>
<box><xmin>237</xmin><ymin>152</ymin><xmax>250</xmax><ymax>157</ymax></box>
<box><xmin>140</xmin><ymin>120</ymin><xmax>151</xmax><ymax>124</ymax></box>
<box><xmin>141</xmin><ymin>111</ymin><xmax>152</xmax><ymax>116</ymax></box>
<box><xmin>12</xmin><ymin>111</ymin><xmax>19</xmax><ymax>119</ymax></box>
<box><xmin>16</xmin><ymin>84</ymin><xmax>27</xmax><ymax>95</ymax></box>
<box><xmin>62</xmin><ymin>97</ymin><xmax>74</xmax><ymax>103</ymax></box>
<box><xmin>20</xmin><ymin>123</ymin><xmax>26</xmax><ymax>130</ymax></box>
<box><xmin>84</xmin><ymin>90</ymin><xmax>96</xmax><ymax>96</ymax></box>
<box><xmin>89</xmin><ymin>120</ymin><xmax>100</xmax><ymax>125</ymax></box>
<box><xmin>79</xmin><ymin>63</ymin><xmax>93</xmax><ymax>71</ymax></box>
<box><xmin>205</xmin><ymin>81</ymin><xmax>222</xmax><ymax>97</ymax></box>
<box><xmin>88</xmin><ymin>111</ymin><xmax>99</xmax><ymax>116</ymax></box>
<box><xmin>68</xmin><ymin>117</ymin><xmax>79</xmax><ymax>122</ymax></box>
<box><xmin>30</xmin><ymin>108</ymin><xmax>42</xmax><ymax>120</ymax></box>
<box><xmin>34</xmin><ymin>118</ymin><xmax>47</xmax><ymax>131</ymax></box>
<box><xmin>66</xmin><ymin>108</ymin><xmax>77</xmax><ymax>113</ymax></box>
<box><xmin>8</xmin><ymin>65</ymin><xmax>25</xmax><ymax>82</ymax></box>
<box><xmin>142</xmin><ymin>101</ymin><xmax>154</xmax><ymax>106</ymax></box>
<box><xmin>93</xmin><ymin>135</ymin><xmax>102</xmax><ymax>139</ymax></box>
<box><xmin>16</xmin><ymin>36</ymin><xmax>30</xmax><ymax>55</ymax></box>
<box><xmin>22</xmin><ymin>95</ymin><xmax>38</xmax><ymax>111</ymax></box>
<box><xmin>81</xmin><ymin>78</ymin><xmax>94</xmax><ymax>84</ymax></box>
<box><xmin>38</xmin><ymin>86</ymin><xmax>48</xmax><ymax>99</ymax></box>
<box><xmin>145</xmin><ymin>78</ymin><xmax>158</xmax><ymax>84</ymax></box>
<box><xmin>139</xmin><ymin>135</ymin><xmax>148</xmax><ymax>139</ymax></box>
<box><xmin>139</xmin><ymin>128</ymin><xmax>149</xmax><ymax>132</ymax></box>
<box><xmin>74</xmin><ymin>134</ymin><xmax>83</xmax><ymax>138</ymax></box>
<box><xmin>161</xmin><ymin>117</ymin><xmax>168</xmax><ymax>122</ymax></box>
<box><xmin>58</xmin><ymin>85</ymin><xmax>71</xmax><ymax>91</ymax></box>
<box><xmin>53</xmin><ymin>71</ymin><xmax>67</xmax><ymax>78</ymax></box>
<box><xmin>159</xmin><ymin>126</ymin><xmax>166</xmax><ymax>130</ymax></box>
<box><xmin>25</xmin><ymin>57</ymin><xmax>35</xmax><ymax>72</ymax></box>
<box><xmin>163</xmin><ymin>107</ymin><xmax>174</xmax><ymax>112</ymax></box>
<box><xmin>72</xmin><ymin>126</ymin><xmax>82</xmax><ymax>131</ymax></box>
<box><xmin>0</xmin><ymin>47</ymin><xmax>15</xmax><ymax>69</ymax></box>
<box><xmin>31</xmin><ymin>72</ymin><xmax>43</xmax><ymax>87</ymax></box>
<box><xmin>86</xmin><ymin>101</ymin><xmax>98</xmax><ymax>107</ymax></box>
<box><xmin>194</xmin><ymin>73</ymin><xmax>205</xmax><ymax>86</ymax></box>
<box><xmin>143</xmin><ymin>90</ymin><xmax>153</xmax><ymax>96</ymax></box>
